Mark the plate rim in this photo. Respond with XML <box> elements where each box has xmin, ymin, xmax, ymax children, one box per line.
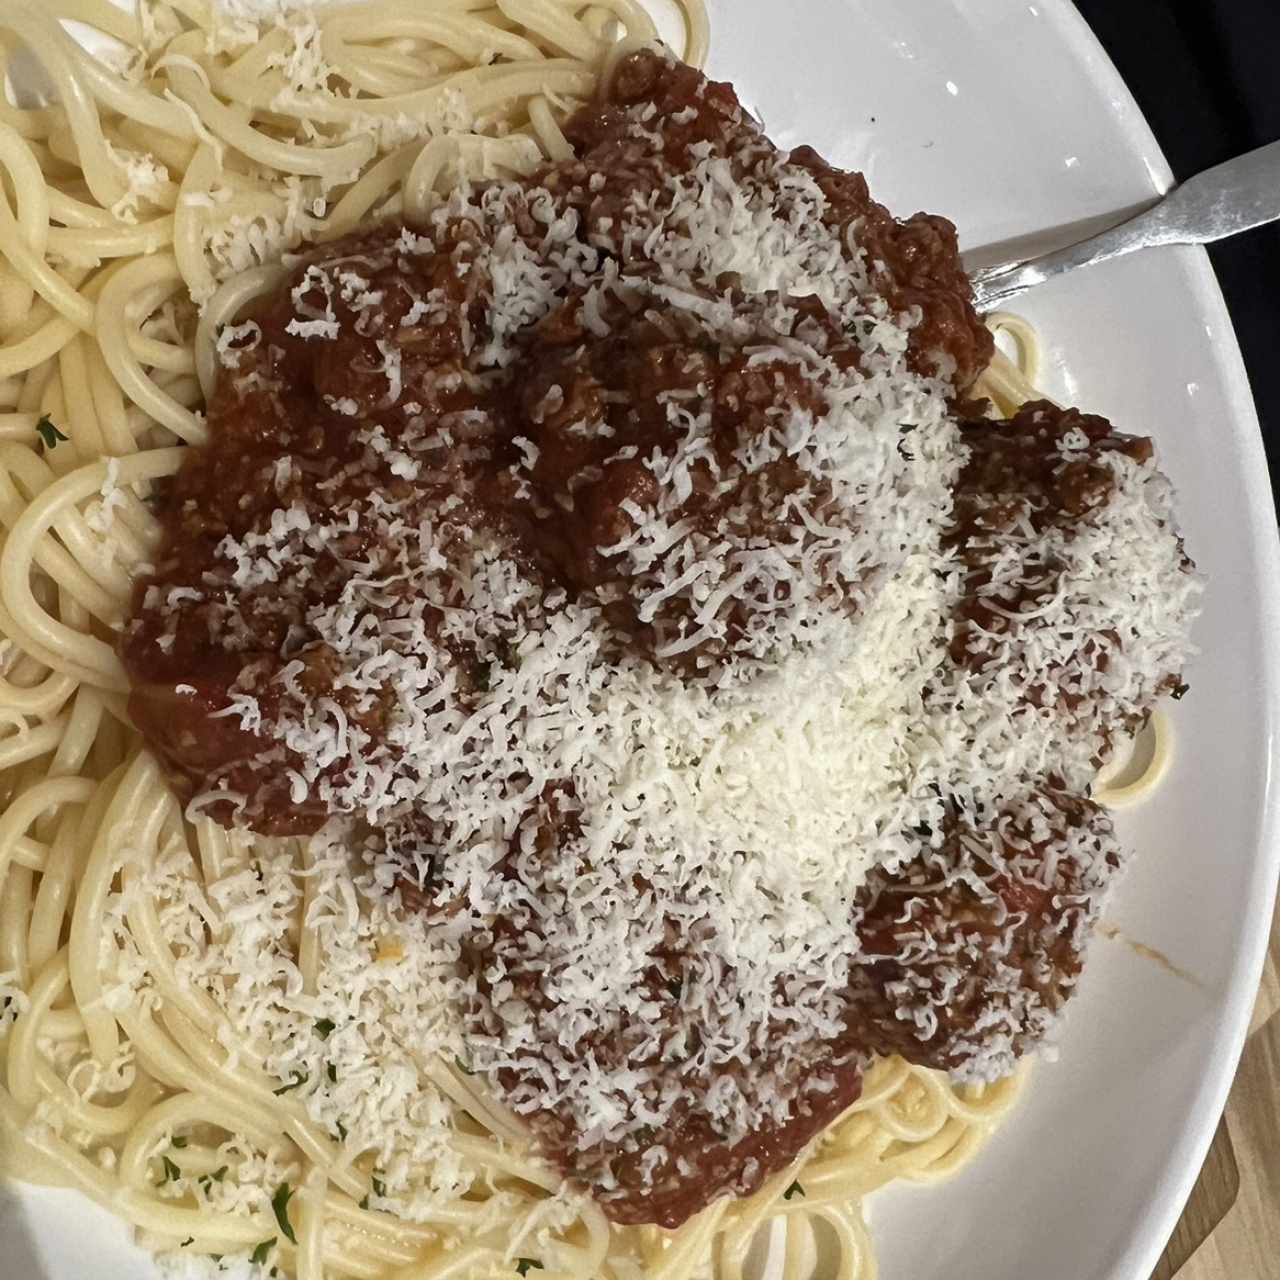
<box><xmin>1043</xmin><ymin>2</ymin><xmax>1280</xmax><ymax>1276</ymax></box>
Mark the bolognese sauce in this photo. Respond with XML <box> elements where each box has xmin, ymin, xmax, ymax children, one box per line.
<box><xmin>121</xmin><ymin>49</ymin><xmax>1198</xmax><ymax>1226</ymax></box>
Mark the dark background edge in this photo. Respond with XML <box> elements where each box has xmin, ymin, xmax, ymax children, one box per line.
<box><xmin>1073</xmin><ymin>1</ymin><xmax>1280</xmax><ymax>512</ymax></box>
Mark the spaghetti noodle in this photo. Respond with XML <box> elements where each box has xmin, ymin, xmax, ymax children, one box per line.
<box><xmin>0</xmin><ymin>3</ymin><xmax>1178</xmax><ymax>1279</ymax></box>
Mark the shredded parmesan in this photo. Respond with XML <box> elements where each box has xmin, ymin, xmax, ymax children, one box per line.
<box><xmin>131</xmin><ymin>52</ymin><xmax>1201</xmax><ymax>1198</ymax></box>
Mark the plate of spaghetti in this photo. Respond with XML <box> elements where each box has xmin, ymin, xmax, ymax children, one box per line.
<box><xmin>0</xmin><ymin>2</ymin><xmax>1276</xmax><ymax>1279</ymax></box>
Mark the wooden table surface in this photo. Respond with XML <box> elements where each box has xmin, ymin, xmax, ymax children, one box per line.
<box><xmin>1152</xmin><ymin>897</ymin><xmax>1280</xmax><ymax>1280</ymax></box>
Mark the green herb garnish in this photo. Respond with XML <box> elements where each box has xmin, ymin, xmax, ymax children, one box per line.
<box><xmin>335</xmin><ymin>1120</ymin><xmax>348</xmax><ymax>1141</ymax></box>
<box><xmin>180</xmin><ymin>1237</ymin><xmax>194</xmax><ymax>1248</ymax></box>
<box><xmin>454</xmin><ymin>1057</ymin><xmax>473</xmax><ymax>1075</ymax></box>
<box><xmin>327</xmin><ymin>1062</ymin><xmax>337</xmax><ymax>1084</ymax></box>
<box><xmin>371</xmin><ymin>1174</ymin><xmax>386</xmax><ymax>1198</ymax></box>
<box><xmin>160</xmin><ymin>1156</ymin><xmax>181</xmax><ymax>1183</ymax></box>
<box><xmin>250</xmin><ymin>1239</ymin><xmax>275</xmax><ymax>1266</ymax></box>
<box><xmin>515</xmin><ymin>1261</ymin><xmax>544</xmax><ymax>1277</ymax></box>
<box><xmin>783</xmin><ymin>1181</ymin><xmax>805</xmax><ymax>1201</ymax></box>
<box><xmin>272</xmin><ymin>1072</ymin><xmax>307</xmax><ymax>1096</ymax></box>
<box><xmin>315</xmin><ymin>1018</ymin><xmax>335</xmax><ymax>1039</ymax></box>
<box><xmin>35</xmin><ymin>415</ymin><xmax>68</xmax><ymax>450</ymax></box>
<box><xmin>271</xmin><ymin>1183</ymin><xmax>297</xmax><ymax>1244</ymax></box>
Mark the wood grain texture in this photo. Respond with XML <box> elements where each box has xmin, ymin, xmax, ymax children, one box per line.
<box><xmin>1151</xmin><ymin>1120</ymin><xmax>1240</xmax><ymax>1280</ymax></box>
<box><xmin>1156</xmin><ymin>893</ymin><xmax>1280</xmax><ymax>1279</ymax></box>
<box><xmin>1247</xmin><ymin>900</ymin><xmax>1280</xmax><ymax>1035</ymax></box>
<box><xmin>1161</xmin><ymin>1014</ymin><xmax>1280</xmax><ymax>1279</ymax></box>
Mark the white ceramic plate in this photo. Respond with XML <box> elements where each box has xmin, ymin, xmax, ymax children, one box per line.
<box><xmin>5</xmin><ymin>2</ymin><xmax>1280</xmax><ymax>1278</ymax></box>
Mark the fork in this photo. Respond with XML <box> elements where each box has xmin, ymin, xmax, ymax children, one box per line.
<box><xmin>963</xmin><ymin>139</ymin><xmax>1280</xmax><ymax>310</ymax></box>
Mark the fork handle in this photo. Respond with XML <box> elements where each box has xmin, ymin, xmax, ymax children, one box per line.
<box><xmin>970</xmin><ymin>138</ymin><xmax>1280</xmax><ymax>309</ymax></box>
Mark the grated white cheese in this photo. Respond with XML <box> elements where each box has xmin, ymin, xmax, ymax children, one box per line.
<box><xmin>154</xmin><ymin>55</ymin><xmax>1202</xmax><ymax>1193</ymax></box>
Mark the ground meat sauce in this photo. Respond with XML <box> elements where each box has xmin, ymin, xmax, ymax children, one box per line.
<box><xmin>947</xmin><ymin>401</ymin><xmax>1191</xmax><ymax>750</ymax></box>
<box><xmin>449</xmin><ymin>784</ymin><xmax>870</xmax><ymax>1228</ymax></box>
<box><xmin>550</xmin><ymin>53</ymin><xmax>992</xmax><ymax>389</ymax></box>
<box><xmin>120</xmin><ymin>50</ymin><xmax>1195</xmax><ymax>1229</ymax></box>
<box><xmin>949</xmin><ymin>401</ymin><xmax>1156</xmax><ymax>675</ymax></box>
<box><xmin>124</xmin><ymin>48</ymin><xmax>989</xmax><ymax>829</ymax></box>
<box><xmin>848</xmin><ymin>786</ymin><xmax>1118</xmax><ymax>1074</ymax></box>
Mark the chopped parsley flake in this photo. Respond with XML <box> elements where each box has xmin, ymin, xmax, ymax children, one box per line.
<box><xmin>35</xmin><ymin>415</ymin><xmax>68</xmax><ymax>450</ymax></box>
<box><xmin>272</xmin><ymin>1072</ymin><xmax>307</xmax><ymax>1095</ymax></box>
<box><xmin>271</xmin><ymin>1182</ymin><xmax>297</xmax><ymax>1244</ymax></box>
